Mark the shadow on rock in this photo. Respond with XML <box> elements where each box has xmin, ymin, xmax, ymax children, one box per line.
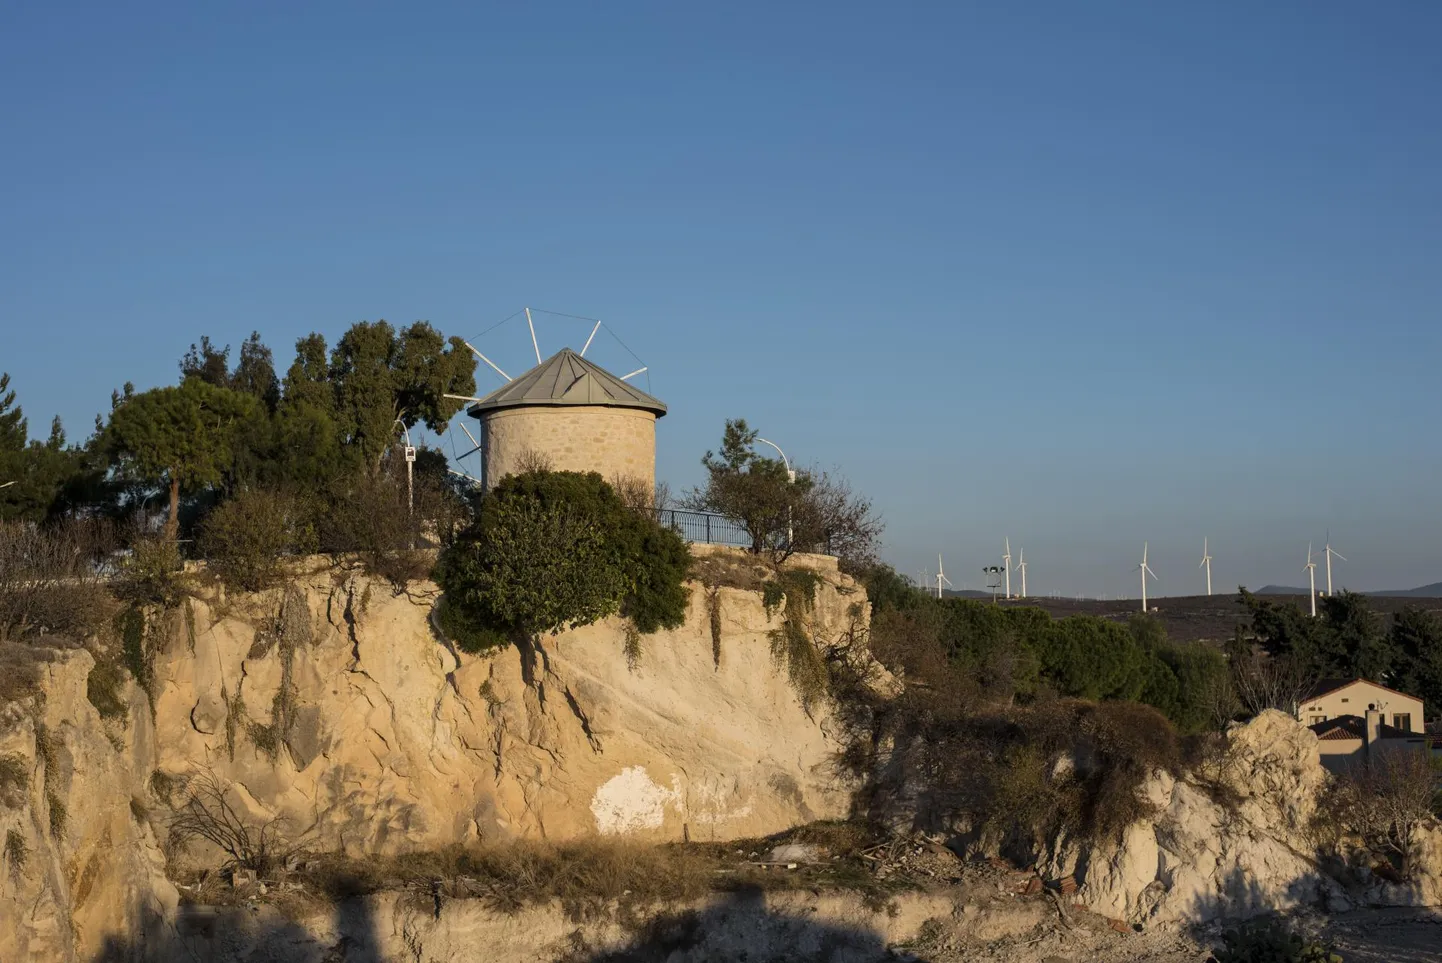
<box><xmin>578</xmin><ymin>885</ymin><xmax>931</xmax><ymax>963</ymax></box>
<box><xmin>89</xmin><ymin>888</ymin><xmax>383</xmax><ymax>963</ymax></box>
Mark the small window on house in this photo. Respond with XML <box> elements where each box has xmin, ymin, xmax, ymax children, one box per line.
<box><xmin>1309</xmin><ymin>715</ymin><xmax>1325</xmax><ymax>725</ymax></box>
<box><xmin>1393</xmin><ymin>713</ymin><xmax>1412</xmax><ymax>732</ymax></box>
<box><xmin>1340</xmin><ymin>698</ymin><xmax>1349</xmax><ymax>703</ymax></box>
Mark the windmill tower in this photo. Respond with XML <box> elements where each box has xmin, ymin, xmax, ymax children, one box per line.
<box><xmin>445</xmin><ymin>308</ymin><xmax>665</xmax><ymax>492</ymax></box>
<box><xmin>1136</xmin><ymin>542</ymin><xmax>1158</xmax><ymax>612</ymax></box>
<box><xmin>935</xmin><ymin>554</ymin><xmax>953</xmax><ymax>600</ymax></box>
<box><xmin>1200</xmin><ymin>538</ymin><xmax>1213</xmax><ymax>597</ymax></box>
<box><xmin>1015</xmin><ymin>548</ymin><xmax>1028</xmax><ymax>599</ymax></box>
<box><xmin>1002</xmin><ymin>538</ymin><xmax>1013</xmax><ymax>599</ymax></box>
<box><xmin>1304</xmin><ymin>544</ymin><xmax>1318</xmax><ymax>617</ymax></box>
<box><xmin>1323</xmin><ymin>533</ymin><xmax>1346</xmax><ymax>597</ymax></box>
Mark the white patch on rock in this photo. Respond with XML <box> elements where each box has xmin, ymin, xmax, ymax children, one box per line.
<box><xmin>590</xmin><ymin>767</ymin><xmax>681</xmax><ymax>835</ymax></box>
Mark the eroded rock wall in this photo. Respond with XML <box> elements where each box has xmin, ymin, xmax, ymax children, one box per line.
<box><xmin>1044</xmin><ymin>710</ymin><xmax>1442</xmax><ymax>923</ymax></box>
<box><xmin>148</xmin><ymin>551</ymin><xmax>867</xmax><ymax>855</ymax></box>
<box><xmin>0</xmin><ymin>650</ymin><xmax>177</xmax><ymax>963</ymax></box>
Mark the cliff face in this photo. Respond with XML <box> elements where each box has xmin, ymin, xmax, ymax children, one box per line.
<box><xmin>1040</xmin><ymin>710</ymin><xmax>1442</xmax><ymax>923</ymax></box>
<box><xmin>0</xmin><ymin>651</ymin><xmax>177</xmax><ymax>963</ymax></box>
<box><xmin>147</xmin><ymin>550</ymin><xmax>866</xmax><ymax>854</ymax></box>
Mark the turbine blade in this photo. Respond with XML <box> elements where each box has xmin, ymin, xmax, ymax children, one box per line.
<box><xmin>1334</xmin><ymin>552</ymin><xmax>1347</xmax><ymax>562</ymax></box>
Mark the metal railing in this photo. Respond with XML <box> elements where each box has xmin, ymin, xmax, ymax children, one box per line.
<box><xmin>653</xmin><ymin>508</ymin><xmax>754</xmax><ymax>549</ymax></box>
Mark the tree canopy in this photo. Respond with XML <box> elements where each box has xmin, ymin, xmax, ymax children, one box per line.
<box><xmin>687</xmin><ymin>418</ymin><xmax>881</xmax><ymax>566</ymax></box>
<box><xmin>107</xmin><ymin>379</ymin><xmax>259</xmax><ymax>538</ymax></box>
<box><xmin>435</xmin><ymin>471</ymin><xmax>691</xmax><ymax>651</ymax></box>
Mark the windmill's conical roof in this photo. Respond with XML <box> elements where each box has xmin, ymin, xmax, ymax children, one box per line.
<box><xmin>467</xmin><ymin>348</ymin><xmax>666</xmax><ymax>417</ymax></box>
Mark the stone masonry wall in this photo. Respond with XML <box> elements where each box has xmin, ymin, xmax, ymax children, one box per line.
<box><xmin>480</xmin><ymin>405</ymin><xmax>656</xmax><ymax>489</ymax></box>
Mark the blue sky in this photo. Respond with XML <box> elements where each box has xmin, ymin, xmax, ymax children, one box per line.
<box><xmin>3</xmin><ymin>2</ymin><xmax>1441</xmax><ymax>597</ymax></box>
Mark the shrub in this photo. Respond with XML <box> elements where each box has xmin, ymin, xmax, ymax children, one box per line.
<box><xmin>86</xmin><ymin>655</ymin><xmax>130</xmax><ymax>720</ymax></box>
<box><xmin>164</xmin><ymin>769</ymin><xmax>312</xmax><ymax>876</ymax></box>
<box><xmin>0</xmin><ymin>519</ymin><xmax>116</xmax><ymax>641</ymax></box>
<box><xmin>114</xmin><ymin>533</ymin><xmax>186</xmax><ymax>606</ymax></box>
<box><xmin>47</xmin><ymin>792</ymin><xmax>66</xmax><ymax>840</ymax></box>
<box><xmin>1322</xmin><ymin>749</ymin><xmax>1442</xmax><ymax>879</ymax></box>
<box><xmin>1210</xmin><ymin>917</ymin><xmax>1341</xmax><ymax>963</ymax></box>
<box><xmin>4</xmin><ymin>828</ymin><xmax>26</xmax><ymax>873</ymax></box>
<box><xmin>0</xmin><ymin>754</ymin><xmax>28</xmax><ymax>809</ymax></box>
<box><xmin>435</xmin><ymin>471</ymin><xmax>690</xmax><ymax>647</ymax></box>
<box><xmin>199</xmin><ymin>488</ymin><xmax>316</xmax><ymax>592</ymax></box>
<box><xmin>317</xmin><ymin>470</ymin><xmax>432</xmax><ymax>586</ymax></box>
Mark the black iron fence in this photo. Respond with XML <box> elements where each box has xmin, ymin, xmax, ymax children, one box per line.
<box><xmin>653</xmin><ymin>509</ymin><xmax>754</xmax><ymax>549</ymax></box>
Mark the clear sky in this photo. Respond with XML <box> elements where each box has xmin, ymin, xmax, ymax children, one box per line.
<box><xmin>3</xmin><ymin>2</ymin><xmax>1441</xmax><ymax>598</ymax></box>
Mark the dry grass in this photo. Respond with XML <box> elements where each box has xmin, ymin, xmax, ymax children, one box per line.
<box><xmin>689</xmin><ymin>551</ymin><xmax>771</xmax><ymax>593</ymax></box>
<box><xmin>185</xmin><ymin>822</ymin><xmax>923</xmax><ymax>921</ymax></box>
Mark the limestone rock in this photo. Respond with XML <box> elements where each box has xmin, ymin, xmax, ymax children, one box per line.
<box><xmin>0</xmin><ymin>649</ymin><xmax>177</xmax><ymax>963</ymax></box>
<box><xmin>144</xmin><ymin>553</ymin><xmax>873</xmax><ymax>855</ymax></box>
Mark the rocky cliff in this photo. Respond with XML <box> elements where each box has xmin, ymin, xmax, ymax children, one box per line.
<box><xmin>2</xmin><ymin>548</ymin><xmax>874</xmax><ymax>959</ymax></box>
<box><xmin>1038</xmin><ymin>710</ymin><xmax>1442</xmax><ymax>923</ymax></box>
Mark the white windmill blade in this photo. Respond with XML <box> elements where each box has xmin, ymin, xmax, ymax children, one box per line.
<box><xmin>1331</xmin><ymin>548</ymin><xmax>1347</xmax><ymax>562</ymax></box>
<box><xmin>940</xmin><ymin>573</ymin><xmax>954</xmax><ymax>588</ymax></box>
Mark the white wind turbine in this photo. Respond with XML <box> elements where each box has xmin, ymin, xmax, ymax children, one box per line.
<box><xmin>1002</xmin><ymin>538</ymin><xmax>1013</xmax><ymax>599</ymax></box>
<box><xmin>1323</xmin><ymin>532</ymin><xmax>1346</xmax><ymax>597</ymax></box>
<box><xmin>1199</xmin><ymin>538</ymin><xmax>1214</xmax><ymax>597</ymax></box>
<box><xmin>1015</xmin><ymin>547</ymin><xmax>1028</xmax><ymax>599</ymax></box>
<box><xmin>1136</xmin><ymin>542</ymin><xmax>1158</xmax><ymax>612</ymax></box>
<box><xmin>1304</xmin><ymin>543</ymin><xmax>1318</xmax><ymax>617</ymax></box>
<box><xmin>935</xmin><ymin>554</ymin><xmax>953</xmax><ymax>600</ymax></box>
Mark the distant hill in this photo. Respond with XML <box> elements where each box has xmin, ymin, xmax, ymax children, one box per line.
<box><xmin>1256</xmin><ymin>584</ymin><xmax>1442</xmax><ymax>599</ymax></box>
<box><xmin>1371</xmin><ymin>582</ymin><xmax>1442</xmax><ymax>598</ymax></box>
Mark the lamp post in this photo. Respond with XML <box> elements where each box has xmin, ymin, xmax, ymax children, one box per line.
<box><xmin>394</xmin><ymin>419</ymin><xmax>415</xmax><ymax>515</ymax></box>
<box><xmin>755</xmin><ymin>437</ymin><xmax>795</xmax><ymax>548</ymax></box>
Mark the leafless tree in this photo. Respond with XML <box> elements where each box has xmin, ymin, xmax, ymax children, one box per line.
<box><xmin>1329</xmin><ymin>750</ymin><xmax>1441</xmax><ymax>879</ymax></box>
<box><xmin>0</xmin><ymin>519</ymin><xmax>115</xmax><ymax>641</ymax></box>
<box><xmin>164</xmin><ymin>769</ymin><xmax>313</xmax><ymax>876</ymax></box>
<box><xmin>1229</xmin><ymin>649</ymin><xmax>1316</xmax><ymax>718</ymax></box>
<box><xmin>790</xmin><ymin>470</ymin><xmax>884</xmax><ymax>568</ymax></box>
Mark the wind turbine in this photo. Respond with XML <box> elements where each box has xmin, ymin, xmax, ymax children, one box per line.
<box><xmin>1323</xmin><ymin>533</ymin><xmax>1346</xmax><ymax>597</ymax></box>
<box><xmin>1304</xmin><ymin>544</ymin><xmax>1318</xmax><ymax>617</ymax></box>
<box><xmin>935</xmin><ymin>554</ymin><xmax>953</xmax><ymax>600</ymax></box>
<box><xmin>1002</xmin><ymin>538</ymin><xmax>1013</xmax><ymax>599</ymax></box>
<box><xmin>1136</xmin><ymin>542</ymin><xmax>1158</xmax><ymax>612</ymax></box>
<box><xmin>1199</xmin><ymin>538</ymin><xmax>1213</xmax><ymax>597</ymax></box>
<box><xmin>1015</xmin><ymin>547</ymin><xmax>1027</xmax><ymax>599</ymax></box>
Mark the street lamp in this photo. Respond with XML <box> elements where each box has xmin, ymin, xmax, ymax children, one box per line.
<box><xmin>755</xmin><ymin>437</ymin><xmax>795</xmax><ymax>547</ymax></box>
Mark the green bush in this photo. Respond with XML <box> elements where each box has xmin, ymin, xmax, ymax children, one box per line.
<box><xmin>1211</xmin><ymin>917</ymin><xmax>1341</xmax><ymax>963</ymax></box>
<box><xmin>199</xmin><ymin>488</ymin><xmax>316</xmax><ymax>592</ymax></box>
<box><xmin>435</xmin><ymin>471</ymin><xmax>690</xmax><ymax>647</ymax></box>
<box><xmin>114</xmin><ymin>534</ymin><xmax>186</xmax><ymax>606</ymax></box>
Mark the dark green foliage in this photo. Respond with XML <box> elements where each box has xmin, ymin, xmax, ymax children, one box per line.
<box><xmin>764</xmin><ymin>568</ymin><xmax>831</xmax><ymax>706</ymax></box>
<box><xmin>1210</xmin><ymin>917</ymin><xmax>1342</xmax><ymax>963</ymax></box>
<box><xmin>4</xmin><ymin>829</ymin><xmax>26</xmax><ymax>873</ymax></box>
<box><xmin>436</xmin><ymin>595</ymin><xmax>510</xmax><ymax>655</ymax></box>
<box><xmin>856</xmin><ymin>564</ymin><xmax>1228</xmax><ymax>733</ymax></box>
<box><xmin>435</xmin><ymin>471</ymin><xmax>691</xmax><ymax>647</ymax></box>
<box><xmin>1390</xmin><ymin>606</ymin><xmax>1442</xmax><ymax>716</ymax></box>
<box><xmin>47</xmin><ymin>792</ymin><xmax>66</xmax><ymax>841</ymax></box>
<box><xmin>199</xmin><ymin>489</ymin><xmax>317</xmax><ymax>592</ymax></box>
<box><xmin>327</xmin><ymin>320</ymin><xmax>477</xmax><ymax>471</ymax></box>
<box><xmin>117</xmin><ymin>607</ymin><xmax>151</xmax><ymax>691</ymax></box>
<box><xmin>87</xmin><ymin>657</ymin><xmax>130</xmax><ymax>720</ymax></box>
<box><xmin>1240</xmin><ymin>588</ymin><xmax>1442</xmax><ymax>721</ymax></box>
<box><xmin>107</xmin><ymin>378</ymin><xmax>260</xmax><ymax>539</ymax></box>
<box><xmin>0</xmin><ymin>754</ymin><xmax>28</xmax><ymax>809</ymax></box>
<box><xmin>0</xmin><ymin>382</ymin><xmax>90</xmax><ymax>525</ymax></box>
